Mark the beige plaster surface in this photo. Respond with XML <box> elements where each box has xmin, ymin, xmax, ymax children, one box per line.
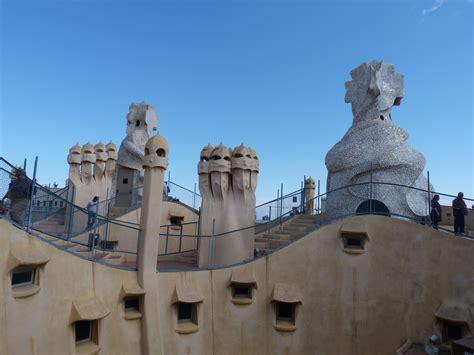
<box><xmin>198</xmin><ymin>144</ymin><xmax>259</xmax><ymax>268</ymax></box>
<box><xmin>1</xmin><ymin>214</ymin><xmax>473</xmax><ymax>355</ymax></box>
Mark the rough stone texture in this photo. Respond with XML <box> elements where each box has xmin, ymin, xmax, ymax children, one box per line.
<box><xmin>117</xmin><ymin>102</ymin><xmax>158</xmax><ymax>171</ymax></box>
<box><xmin>115</xmin><ymin>102</ymin><xmax>158</xmax><ymax>203</ymax></box>
<box><xmin>67</xmin><ymin>141</ymin><xmax>117</xmax><ymax>233</ymax></box>
<box><xmin>325</xmin><ymin>60</ymin><xmax>433</xmax><ymax>220</ymax></box>
<box><xmin>197</xmin><ymin>143</ymin><xmax>259</xmax><ymax>268</ymax></box>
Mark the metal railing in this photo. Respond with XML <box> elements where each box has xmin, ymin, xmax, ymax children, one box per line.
<box><xmin>158</xmin><ymin>177</ymin><xmax>473</xmax><ymax>271</ymax></box>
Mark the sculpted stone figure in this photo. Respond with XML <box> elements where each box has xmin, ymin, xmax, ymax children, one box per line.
<box><xmin>325</xmin><ymin>60</ymin><xmax>432</xmax><ymax>219</ymax></box>
<box><xmin>114</xmin><ymin>102</ymin><xmax>158</xmax><ymax>207</ymax></box>
<box><xmin>198</xmin><ymin>143</ymin><xmax>259</xmax><ymax>268</ymax></box>
<box><xmin>117</xmin><ymin>102</ymin><xmax>158</xmax><ymax>171</ymax></box>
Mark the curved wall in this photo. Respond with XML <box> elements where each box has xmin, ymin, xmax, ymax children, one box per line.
<box><xmin>0</xmin><ymin>215</ymin><xmax>472</xmax><ymax>354</ymax></box>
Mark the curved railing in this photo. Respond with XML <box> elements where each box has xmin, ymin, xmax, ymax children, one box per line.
<box><xmin>158</xmin><ymin>180</ymin><xmax>473</xmax><ymax>271</ymax></box>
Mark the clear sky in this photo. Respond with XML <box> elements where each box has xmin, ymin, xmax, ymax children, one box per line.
<box><xmin>1</xmin><ymin>0</ymin><xmax>472</xmax><ymax>205</ymax></box>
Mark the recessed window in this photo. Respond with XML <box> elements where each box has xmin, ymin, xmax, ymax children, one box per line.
<box><xmin>345</xmin><ymin>237</ymin><xmax>364</xmax><ymax>249</ymax></box>
<box><xmin>341</xmin><ymin>233</ymin><xmax>367</xmax><ymax>252</ymax></box>
<box><xmin>292</xmin><ymin>196</ymin><xmax>297</xmax><ymax>203</ymax></box>
<box><xmin>43</xmin><ymin>201</ymin><xmax>46</xmax><ymax>207</ymax></box>
<box><xmin>11</xmin><ymin>266</ymin><xmax>36</xmax><ymax>288</ymax></box>
<box><xmin>276</xmin><ymin>302</ymin><xmax>295</xmax><ymax>323</ymax></box>
<box><xmin>232</xmin><ymin>285</ymin><xmax>251</xmax><ymax>299</ymax></box>
<box><xmin>170</xmin><ymin>216</ymin><xmax>184</xmax><ymax>226</ymax></box>
<box><xmin>122</xmin><ymin>178</ymin><xmax>128</xmax><ymax>184</ymax></box>
<box><xmin>124</xmin><ymin>297</ymin><xmax>139</xmax><ymax>312</ymax></box>
<box><xmin>74</xmin><ymin>320</ymin><xmax>98</xmax><ymax>346</ymax></box>
<box><xmin>75</xmin><ymin>320</ymin><xmax>94</xmax><ymax>344</ymax></box>
<box><xmin>442</xmin><ymin>321</ymin><xmax>464</xmax><ymax>342</ymax></box>
<box><xmin>177</xmin><ymin>302</ymin><xmax>197</xmax><ymax>324</ymax></box>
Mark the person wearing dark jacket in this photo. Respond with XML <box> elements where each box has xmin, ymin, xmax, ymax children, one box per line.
<box><xmin>1</xmin><ymin>168</ymin><xmax>31</xmax><ymax>225</ymax></box>
<box><xmin>430</xmin><ymin>195</ymin><xmax>442</xmax><ymax>229</ymax></box>
<box><xmin>452</xmin><ymin>192</ymin><xmax>467</xmax><ymax>234</ymax></box>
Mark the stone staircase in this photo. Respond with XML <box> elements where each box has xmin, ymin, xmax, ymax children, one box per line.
<box><xmin>254</xmin><ymin>214</ymin><xmax>319</xmax><ymax>254</ymax></box>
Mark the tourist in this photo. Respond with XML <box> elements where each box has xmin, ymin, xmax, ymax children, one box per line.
<box><xmin>430</xmin><ymin>195</ymin><xmax>442</xmax><ymax>229</ymax></box>
<box><xmin>87</xmin><ymin>196</ymin><xmax>99</xmax><ymax>230</ymax></box>
<box><xmin>452</xmin><ymin>192</ymin><xmax>467</xmax><ymax>234</ymax></box>
<box><xmin>1</xmin><ymin>168</ymin><xmax>32</xmax><ymax>225</ymax></box>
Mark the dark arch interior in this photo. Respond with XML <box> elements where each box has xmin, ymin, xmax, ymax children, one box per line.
<box><xmin>356</xmin><ymin>200</ymin><xmax>390</xmax><ymax>216</ymax></box>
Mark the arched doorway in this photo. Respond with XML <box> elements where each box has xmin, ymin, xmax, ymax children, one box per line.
<box><xmin>356</xmin><ymin>200</ymin><xmax>390</xmax><ymax>216</ymax></box>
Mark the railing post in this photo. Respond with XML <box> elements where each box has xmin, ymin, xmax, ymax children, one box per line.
<box><xmin>192</xmin><ymin>183</ymin><xmax>197</xmax><ymax>210</ymax></box>
<box><xmin>208</xmin><ymin>219</ymin><xmax>216</xmax><ymax>269</ymax></box>
<box><xmin>179</xmin><ymin>224</ymin><xmax>183</xmax><ymax>253</ymax></box>
<box><xmin>91</xmin><ymin>217</ymin><xmax>98</xmax><ymax>259</ymax></box>
<box><xmin>317</xmin><ymin>179</ymin><xmax>321</xmax><ymax>225</ymax></box>
<box><xmin>165</xmin><ymin>225</ymin><xmax>170</xmax><ymax>254</ymax></box>
<box><xmin>66</xmin><ymin>186</ymin><xmax>75</xmax><ymax>242</ymax></box>
<box><xmin>280</xmin><ymin>183</ymin><xmax>283</xmax><ymax>227</ymax></box>
<box><xmin>427</xmin><ymin>171</ymin><xmax>431</xmax><ymax>219</ymax></box>
<box><xmin>197</xmin><ymin>207</ymin><xmax>201</xmax><ymax>251</ymax></box>
<box><xmin>23</xmin><ymin>158</ymin><xmax>27</xmax><ymax>171</ymax></box>
<box><xmin>301</xmin><ymin>177</ymin><xmax>305</xmax><ymax>214</ymax></box>
<box><xmin>26</xmin><ymin>156</ymin><xmax>38</xmax><ymax>232</ymax></box>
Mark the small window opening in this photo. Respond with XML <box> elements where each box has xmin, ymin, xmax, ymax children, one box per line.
<box><xmin>60</xmin><ymin>201</ymin><xmax>64</xmax><ymax>207</ymax></box>
<box><xmin>233</xmin><ymin>153</ymin><xmax>243</xmax><ymax>158</ymax></box>
<box><xmin>342</xmin><ymin>234</ymin><xmax>365</xmax><ymax>250</ymax></box>
<box><xmin>177</xmin><ymin>302</ymin><xmax>197</xmax><ymax>324</ymax></box>
<box><xmin>292</xmin><ymin>196</ymin><xmax>298</xmax><ymax>203</ymax></box>
<box><xmin>276</xmin><ymin>302</ymin><xmax>295</xmax><ymax>323</ymax></box>
<box><xmin>447</xmin><ymin>213</ymin><xmax>451</xmax><ymax>217</ymax></box>
<box><xmin>75</xmin><ymin>320</ymin><xmax>95</xmax><ymax>344</ymax></box>
<box><xmin>211</xmin><ymin>155</ymin><xmax>222</xmax><ymax>160</ymax></box>
<box><xmin>54</xmin><ymin>201</ymin><xmax>58</xmax><ymax>207</ymax></box>
<box><xmin>124</xmin><ymin>297</ymin><xmax>139</xmax><ymax>312</ymax></box>
<box><xmin>442</xmin><ymin>321</ymin><xmax>464</xmax><ymax>342</ymax></box>
<box><xmin>43</xmin><ymin>201</ymin><xmax>46</xmax><ymax>207</ymax></box>
<box><xmin>170</xmin><ymin>216</ymin><xmax>184</xmax><ymax>226</ymax></box>
<box><xmin>122</xmin><ymin>178</ymin><xmax>128</xmax><ymax>184</ymax></box>
<box><xmin>135</xmin><ymin>120</ymin><xmax>141</xmax><ymax>127</ymax></box>
<box><xmin>144</xmin><ymin>148</ymin><xmax>150</xmax><ymax>155</ymax></box>
<box><xmin>49</xmin><ymin>201</ymin><xmax>53</xmax><ymax>207</ymax></box>
<box><xmin>200</xmin><ymin>157</ymin><xmax>208</xmax><ymax>162</ymax></box>
<box><xmin>394</xmin><ymin>97</ymin><xmax>402</xmax><ymax>106</ymax></box>
<box><xmin>37</xmin><ymin>200</ymin><xmax>41</xmax><ymax>207</ymax></box>
<box><xmin>380</xmin><ymin>115</ymin><xmax>384</xmax><ymax>121</ymax></box>
<box><xmin>224</xmin><ymin>156</ymin><xmax>230</xmax><ymax>161</ymax></box>
<box><xmin>232</xmin><ymin>285</ymin><xmax>252</xmax><ymax>299</ymax></box>
<box><xmin>156</xmin><ymin>148</ymin><xmax>166</xmax><ymax>157</ymax></box>
<box><xmin>11</xmin><ymin>267</ymin><xmax>36</xmax><ymax>288</ymax></box>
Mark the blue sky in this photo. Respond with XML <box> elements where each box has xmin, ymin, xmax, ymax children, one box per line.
<box><xmin>1</xmin><ymin>0</ymin><xmax>472</xmax><ymax>205</ymax></box>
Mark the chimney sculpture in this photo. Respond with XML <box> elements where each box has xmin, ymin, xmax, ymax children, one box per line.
<box><xmin>198</xmin><ymin>143</ymin><xmax>258</xmax><ymax>268</ymax></box>
<box><xmin>137</xmin><ymin>133</ymin><xmax>168</xmax><ymax>354</ymax></box>
<box><xmin>304</xmin><ymin>177</ymin><xmax>316</xmax><ymax>215</ymax></box>
<box><xmin>325</xmin><ymin>61</ymin><xmax>432</xmax><ymax>219</ymax></box>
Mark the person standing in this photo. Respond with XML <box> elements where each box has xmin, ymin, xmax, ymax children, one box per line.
<box><xmin>430</xmin><ymin>194</ymin><xmax>442</xmax><ymax>229</ymax></box>
<box><xmin>87</xmin><ymin>196</ymin><xmax>99</xmax><ymax>230</ymax></box>
<box><xmin>452</xmin><ymin>192</ymin><xmax>467</xmax><ymax>234</ymax></box>
<box><xmin>1</xmin><ymin>168</ymin><xmax>31</xmax><ymax>225</ymax></box>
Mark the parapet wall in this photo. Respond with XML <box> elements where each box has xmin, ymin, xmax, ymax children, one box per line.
<box><xmin>0</xmin><ymin>215</ymin><xmax>472</xmax><ymax>355</ymax></box>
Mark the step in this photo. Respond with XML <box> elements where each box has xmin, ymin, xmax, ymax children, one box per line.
<box><xmin>264</xmin><ymin>232</ymin><xmax>292</xmax><ymax>240</ymax></box>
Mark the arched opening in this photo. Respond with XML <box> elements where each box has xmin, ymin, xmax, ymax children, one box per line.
<box><xmin>356</xmin><ymin>200</ymin><xmax>390</xmax><ymax>216</ymax></box>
